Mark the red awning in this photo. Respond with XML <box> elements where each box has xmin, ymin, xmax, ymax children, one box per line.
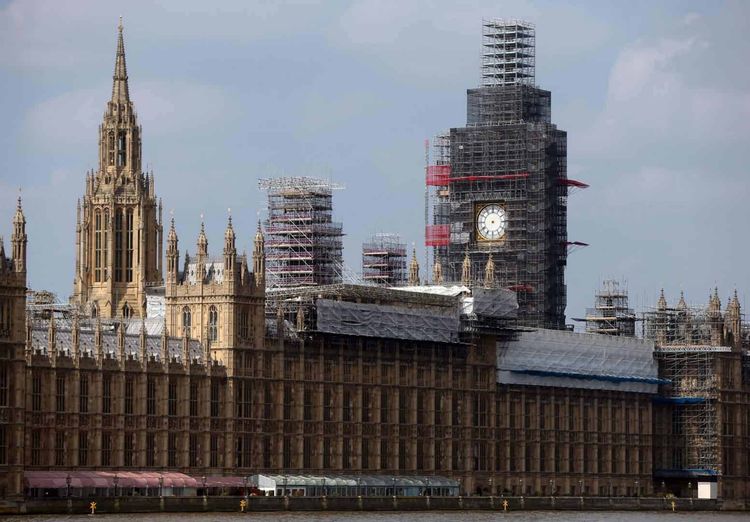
<box><xmin>24</xmin><ymin>471</ymin><xmax>199</xmax><ymax>489</ymax></box>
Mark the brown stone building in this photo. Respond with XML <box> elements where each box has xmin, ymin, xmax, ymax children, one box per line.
<box><xmin>0</xmin><ymin>21</ymin><xmax>749</xmax><ymax>503</ymax></box>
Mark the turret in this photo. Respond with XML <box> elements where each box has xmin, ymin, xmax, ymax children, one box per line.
<box><xmin>253</xmin><ymin>221</ymin><xmax>265</xmax><ymax>287</ymax></box>
<box><xmin>432</xmin><ymin>256</ymin><xmax>443</xmax><ymax>286</ymax></box>
<box><xmin>461</xmin><ymin>250</ymin><xmax>471</xmax><ymax>287</ymax></box>
<box><xmin>408</xmin><ymin>248</ymin><xmax>420</xmax><ymax>286</ymax></box>
<box><xmin>196</xmin><ymin>218</ymin><xmax>208</xmax><ymax>284</ymax></box>
<box><xmin>11</xmin><ymin>196</ymin><xmax>27</xmax><ymax>273</ymax></box>
<box><xmin>224</xmin><ymin>211</ymin><xmax>236</xmax><ymax>278</ymax></box>
<box><xmin>725</xmin><ymin>290</ymin><xmax>741</xmax><ymax>351</ymax></box>
<box><xmin>484</xmin><ymin>254</ymin><xmax>495</xmax><ymax>288</ymax></box>
<box><xmin>708</xmin><ymin>288</ymin><xmax>723</xmax><ymax>346</ymax></box>
<box><xmin>166</xmin><ymin>216</ymin><xmax>179</xmax><ymax>283</ymax></box>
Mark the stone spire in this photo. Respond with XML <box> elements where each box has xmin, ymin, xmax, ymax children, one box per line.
<box><xmin>484</xmin><ymin>254</ymin><xmax>495</xmax><ymax>287</ymax></box>
<box><xmin>197</xmin><ymin>217</ymin><xmax>208</xmax><ymax>258</ymax></box>
<box><xmin>408</xmin><ymin>248</ymin><xmax>420</xmax><ymax>286</ymax></box>
<box><xmin>708</xmin><ymin>287</ymin><xmax>721</xmax><ymax>314</ymax></box>
<box><xmin>224</xmin><ymin>210</ymin><xmax>236</xmax><ymax>276</ymax></box>
<box><xmin>657</xmin><ymin>289</ymin><xmax>667</xmax><ymax>311</ymax></box>
<box><xmin>253</xmin><ymin>220</ymin><xmax>265</xmax><ymax>287</ymax></box>
<box><xmin>676</xmin><ymin>291</ymin><xmax>687</xmax><ymax>310</ymax></box>
<box><xmin>111</xmin><ymin>16</ymin><xmax>130</xmax><ymax>103</ymax></box>
<box><xmin>224</xmin><ymin>210</ymin><xmax>236</xmax><ymax>253</ymax></box>
<box><xmin>11</xmin><ymin>195</ymin><xmax>27</xmax><ymax>273</ymax></box>
<box><xmin>432</xmin><ymin>256</ymin><xmax>443</xmax><ymax>286</ymax></box>
<box><xmin>461</xmin><ymin>249</ymin><xmax>471</xmax><ymax>287</ymax></box>
<box><xmin>166</xmin><ymin>216</ymin><xmax>179</xmax><ymax>282</ymax></box>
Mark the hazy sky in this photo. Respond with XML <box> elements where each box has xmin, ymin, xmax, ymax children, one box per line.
<box><xmin>1</xmin><ymin>0</ymin><xmax>748</xmax><ymax>327</ymax></box>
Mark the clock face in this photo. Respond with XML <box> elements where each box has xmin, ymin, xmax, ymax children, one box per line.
<box><xmin>476</xmin><ymin>204</ymin><xmax>507</xmax><ymax>241</ymax></box>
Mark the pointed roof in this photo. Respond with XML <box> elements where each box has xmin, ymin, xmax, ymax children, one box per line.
<box><xmin>254</xmin><ymin>220</ymin><xmax>264</xmax><ymax>244</ymax></box>
<box><xmin>432</xmin><ymin>256</ymin><xmax>443</xmax><ymax>285</ymax></box>
<box><xmin>408</xmin><ymin>248</ymin><xmax>420</xmax><ymax>286</ymax></box>
<box><xmin>461</xmin><ymin>250</ymin><xmax>472</xmax><ymax>286</ymax></box>
<box><xmin>676</xmin><ymin>291</ymin><xmax>687</xmax><ymax>310</ymax></box>
<box><xmin>657</xmin><ymin>288</ymin><xmax>667</xmax><ymax>310</ymax></box>
<box><xmin>111</xmin><ymin>16</ymin><xmax>130</xmax><ymax>103</ymax></box>
<box><xmin>167</xmin><ymin>216</ymin><xmax>178</xmax><ymax>244</ymax></box>
<box><xmin>224</xmin><ymin>210</ymin><xmax>235</xmax><ymax>242</ymax></box>
<box><xmin>197</xmin><ymin>217</ymin><xmax>208</xmax><ymax>257</ymax></box>
<box><xmin>13</xmin><ymin>196</ymin><xmax>25</xmax><ymax>225</ymax></box>
<box><xmin>484</xmin><ymin>253</ymin><xmax>495</xmax><ymax>287</ymax></box>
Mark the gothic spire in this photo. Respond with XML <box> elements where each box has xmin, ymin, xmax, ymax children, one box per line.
<box><xmin>461</xmin><ymin>249</ymin><xmax>472</xmax><ymax>287</ymax></box>
<box><xmin>408</xmin><ymin>247</ymin><xmax>420</xmax><ymax>286</ymax></box>
<box><xmin>112</xmin><ymin>16</ymin><xmax>130</xmax><ymax>103</ymax></box>
<box><xmin>197</xmin><ymin>216</ymin><xmax>208</xmax><ymax>258</ymax></box>
<box><xmin>432</xmin><ymin>256</ymin><xmax>443</xmax><ymax>286</ymax></box>
<box><xmin>657</xmin><ymin>289</ymin><xmax>667</xmax><ymax>311</ymax></box>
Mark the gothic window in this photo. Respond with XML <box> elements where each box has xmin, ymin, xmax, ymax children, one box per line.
<box><xmin>0</xmin><ymin>299</ymin><xmax>9</xmax><ymax>339</ymax></box>
<box><xmin>182</xmin><ymin>306</ymin><xmax>192</xmax><ymax>336</ymax></box>
<box><xmin>0</xmin><ymin>364</ymin><xmax>8</xmax><ymax>407</ymax></box>
<box><xmin>125</xmin><ymin>209</ymin><xmax>134</xmax><ymax>282</ymax></box>
<box><xmin>114</xmin><ymin>210</ymin><xmax>123</xmax><ymax>282</ymax></box>
<box><xmin>94</xmin><ymin>210</ymin><xmax>102</xmax><ymax>282</ymax></box>
<box><xmin>91</xmin><ymin>303</ymin><xmax>98</xmax><ymax>319</ymax></box>
<box><xmin>122</xmin><ymin>303</ymin><xmax>132</xmax><ymax>319</ymax></box>
<box><xmin>208</xmin><ymin>306</ymin><xmax>218</xmax><ymax>342</ymax></box>
<box><xmin>117</xmin><ymin>132</ymin><xmax>127</xmax><ymax>167</ymax></box>
<box><xmin>103</xmin><ymin>210</ymin><xmax>110</xmax><ymax>280</ymax></box>
<box><xmin>108</xmin><ymin>132</ymin><xmax>115</xmax><ymax>166</ymax></box>
<box><xmin>238</xmin><ymin>307</ymin><xmax>249</xmax><ymax>340</ymax></box>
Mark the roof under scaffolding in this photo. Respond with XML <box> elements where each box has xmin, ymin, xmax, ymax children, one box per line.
<box><xmin>258</xmin><ymin>177</ymin><xmax>344</xmax><ymax>193</ymax></box>
<box><xmin>497</xmin><ymin>329</ymin><xmax>662</xmax><ymax>393</ymax></box>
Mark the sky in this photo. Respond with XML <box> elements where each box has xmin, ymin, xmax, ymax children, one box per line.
<box><xmin>1</xmin><ymin>0</ymin><xmax>749</xmax><ymax>328</ymax></box>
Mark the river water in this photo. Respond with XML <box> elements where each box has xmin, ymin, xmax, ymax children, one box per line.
<box><xmin>5</xmin><ymin>513</ymin><xmax>748</xmax><ymax>522</ymax></box>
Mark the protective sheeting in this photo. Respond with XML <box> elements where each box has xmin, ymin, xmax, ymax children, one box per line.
<box><xmin>396</xmin><ymin>285</ymin><xmax>471</xmax><ymax>297</ymax></box>
<box><xmin>497</xmin><ymin>329</ymin><xmax>661</xmax><ymax>393</ymax></box>
<box><xmin>470</xmin><ymin>287</ymin><xmax>518</xmax><ymax>319</ymax></box>
<box><xmin>29</xmin><ymin>323</ymin><xmax>205</xmax><ymax>364</ymax></box>
<box><xmin>316</xmin><ymin>298</ymin><xmax>460</xmax><ymax>343</ymax></box>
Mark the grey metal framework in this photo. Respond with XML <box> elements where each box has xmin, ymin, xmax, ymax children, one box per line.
<box><xmin>259</xmin><ymin>177</ymin><xmax>344</xmax><ymax>290</ymax></box>
<box><xmin>481</xmin><ymin>19</ymin><xmax>535</xmax><ymax>87</ymax></box>
<box><xmin>361</xmin><ymin>233</ymin><xmax>407</xmax><ymax>287</ymax></box>
<box><xmin>580</xmin><ymin>280</ymin><xmax>636</xmax><ymax>336</ymax></box>
<box><xmin>644</xmin><ymin>303</ymin><xmax>729</xmax><ymax>476</ymax></box>
<box><xmin>426</xmin><ymin>19</ymin><xmax>569</xmax><ymax>329</ymax></box>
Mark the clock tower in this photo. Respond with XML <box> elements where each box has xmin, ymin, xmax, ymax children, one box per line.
<box><xmin>71</xmin><ymin>19</ymin><xmax>163</xmax><ymax>319</ymax></box>
<box><xmin>427</xmin><ymin>20</ymin><xmax>573</xmax><ymax>329</ymax></box>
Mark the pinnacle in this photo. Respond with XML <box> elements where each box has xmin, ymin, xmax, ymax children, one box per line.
<box><xmin>111</xmin><ymin>17</ymin><xmax>130</xmax><ymax>103</ymax></box>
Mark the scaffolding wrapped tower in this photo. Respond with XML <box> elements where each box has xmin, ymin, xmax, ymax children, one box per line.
<box><xmin>259</xmin><ymin>177</ymin><xmax>344</xmax><ymax>290</ymax></box>
<box><xmin>361</xmin><ymin>233</ymin><xmax>407</xmax><ymax>287</ymax></box>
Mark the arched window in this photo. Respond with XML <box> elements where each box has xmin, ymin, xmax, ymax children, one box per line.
<box><xmin>94</xmin><ymin>209</ymin><xmax>103</xmax><ymax>282</ymax></box>
<box><xmin>208</xmin><ymin>306</ymin><xmax>218</xmax><ymax>342</ymax></box>
<box><xmin>122</xmin><ymin>303</ymin><xmax>132</xmax><ymax>319</ymax></box>
<box><xmin>91</xmin><ymin>303</ymin><xmax>98</xmax><ymax>319</ymax></box>
<box><xmin>182</xmin><ymin>307</ymin><xmax>192</xmax><ymax>335</ymax></box>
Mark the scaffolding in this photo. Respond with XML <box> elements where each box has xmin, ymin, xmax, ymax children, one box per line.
<box><xmin>259</xmin><ymin>177</ymin><xmax>345</xmax><ymax>290</ymax></box>
<box><xmin>580</xmin><ymin>280</ymin><xmax>636</xmax><ymax>336</ymax></box>
<box><xmin>481</xmin><ymin>19</ymin><xmax>535</xmax><ymax>87</ymax></box>
<box><xmin>361</xmin><ymin>233</ymin><xmax>407</xmax><ymax>287</ymax></box>
<box><xmin>424</xmin><ymin>20</ymin><xmax>588</xmax><ymax>329</ymax></box>
<box><xmin>643</xmin><ymin>297</ymin><xmax>732</xmax><ymax>475</ymax></box>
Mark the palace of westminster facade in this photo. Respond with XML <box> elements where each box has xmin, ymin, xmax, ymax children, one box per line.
<box><xmin>1</xmin><ymin>22</ymin><xmax>749</xmax><ymax>501</ymax></box>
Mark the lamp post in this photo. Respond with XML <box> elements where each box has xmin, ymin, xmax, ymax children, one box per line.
<box><xmin>159</xmin><ymin>475</ymin><xmax>164</xmax><ymax>498</ymax></box>
<box><xmin>688</xmin><ymin>481</ymin><xmax>693</xmax><ymax>499</ymax></box>
<box><xmin>392</xmin><ymin>476</ymin><xmax>397</xmax><ymax>497</ymax></box>
<box><xmin>425</xmin><ymin>478</ymin><xmax>431</xmax><ymax>497</ymax></box>
<box><xmin>66</xmin><ymin>473</ymin><xmax>71</xmax><ymax>499</ymax></box>
<box><xmin>322</xmin><ymin>477</ymin><xmax>326</xmax><ymax>497</ymax></box>
<box><xmin>243</xmin><ymin>476</ymin><xmax>248</xmax><ymax>499</ymax></box>
<box><xmin>608</xmin><ymin>481</ymin><xmax>612</xmax><ymax>498</ymax></box>
<box><xmin>283</xmin><ymin>476</ymin><xmax>287</xmax><ymax>498</ymax></box>
<box><xmin>113</xmin><ymin>473</ymin><xmax>119</xmax><ymax>498</ymax></box>
<box><xmin>635</xmin><ymin>479</ymin><xmax>639</xmax><ymax>498</ymax></box>
<box><xmin>488</xmin><ymin>477</ymin><xmax>493</xmax><ymax>496</ymax></box>
<box><xmin>549</xmin><ymin>479</ymin><xmax>555</xmax><ymax>497</ymax></box>
<box><xmin>518</xmin><ymin>478</ymin><xmax>522</xmax><ymax>496</ymax></box>
<box><xmin>202</xmin><ymin>475</ymin><xmax>207</xmax><ymax>498</ymax></box>
<box><xmin>661</xmin><ymin>481</ymin><xmax>666</xmax><ymax>497</ymax></box>
<box><xmin>357</xmin><ymin>476</ymin><xmax>362</xmax><ymax>497</ymax></box>
<box><xmin>578</xmin><ymin>480</ymin><xmax>583</xmax><ymax>496</ymax></box>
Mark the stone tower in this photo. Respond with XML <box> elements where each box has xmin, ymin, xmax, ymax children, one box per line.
<box><xmin>0</xmin><ymin>197</ymin><xmax>27</xmax><ymax>497</ymax></box>
<box><xmin>72</xmin><ymin>19</ymin><xmax>163</xmax><ymax>318</ymax></box>
<box><xmin>164</xmin><ymin>215</ymin><xmax>265</xmax><ymax>371</ymax></box>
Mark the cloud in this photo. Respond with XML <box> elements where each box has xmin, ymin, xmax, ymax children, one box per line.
<box><xmin>22</xmin><ymin>80</ymin><xmax>232</xmax><ymax>153</ymax></box>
